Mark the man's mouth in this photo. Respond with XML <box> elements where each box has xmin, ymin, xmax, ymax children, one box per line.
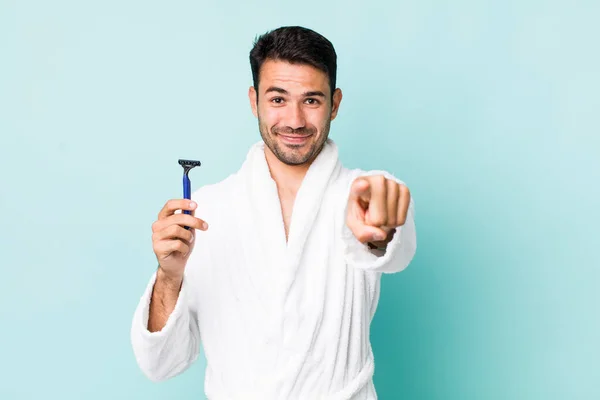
<box><xmin>277</xmin><ymin>134</ymin><xmax>312</xmax><ymax>144</ymax></box>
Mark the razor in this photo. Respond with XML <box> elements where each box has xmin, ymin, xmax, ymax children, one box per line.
<box><xmin>178</xmin><ymin>159</ymin><xmax>201</xmax><ymax>225</ymax></box>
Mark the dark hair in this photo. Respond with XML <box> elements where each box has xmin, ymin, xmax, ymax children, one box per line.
<box><xmin>249</xmin><ymin>26</ymin><xmax>337</xmax><ymax>98</ymax></box>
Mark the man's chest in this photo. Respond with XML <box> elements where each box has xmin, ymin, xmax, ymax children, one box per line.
<box><xmin>278</xmin><ymin>190</ymin><xmax>296</xmax><ymax>241</ymax></box>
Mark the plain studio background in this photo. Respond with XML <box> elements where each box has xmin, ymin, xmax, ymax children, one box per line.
<box><xmin>1</xmin><ymin>0</ymin><xmax>598</xmax><ymax>399</ymax></box>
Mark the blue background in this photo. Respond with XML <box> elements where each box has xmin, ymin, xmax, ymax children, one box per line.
<box><xmin>1</xmin><ymin>0</ymin><xmax>598</xmax><ymax>399</ymax></box>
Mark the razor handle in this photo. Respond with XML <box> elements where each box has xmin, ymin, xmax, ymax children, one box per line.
<box><xmin>183</xmin><ymin>174</ymin><xmax>191</xmax><ymax>215</ymax></box>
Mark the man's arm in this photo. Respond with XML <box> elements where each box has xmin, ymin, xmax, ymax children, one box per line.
<box><xmin>148</xmin><ymin>268</ymin><xmax>183</xmax><ymax>332</ymax></box>
<box><xmin>130</xmin><ymin>197</ymin><xmax>206</xmax><ymax>382</ymax></box>
<box><xmin>130</xmin><ymin>269</ymin><xmax>201</xmax><ymax>382</ymax></box>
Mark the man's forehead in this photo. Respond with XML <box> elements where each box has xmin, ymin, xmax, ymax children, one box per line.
<box><xmin>259</xmin><ymin>59</ymin><xmax>328</xmax><ymax>90</ymax></box>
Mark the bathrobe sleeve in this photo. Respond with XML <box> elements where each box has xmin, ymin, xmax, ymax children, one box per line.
<box><xmin>130</xmin><ymin>270</ymin><xmax>201</xmax><ymax>382</ymax></box>
<box><xmin>341</xmin><ymin>170</ymin><xmax>417</xmax><ymax>273</ymax></box>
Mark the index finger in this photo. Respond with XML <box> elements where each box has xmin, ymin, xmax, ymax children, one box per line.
<box><xmin>350</xmin><ymin>178</ymin><xmax>371</xmax><ymax>204</ymax></box>
<box><xmin>158</xmin><ymin>199</ymin><xmax>197</xmax><ymax>219</ymax></box>
<box><xmin>365</xmin><ymin>176</ymin><xmax>387</xmax><ymax>226</ymax></box>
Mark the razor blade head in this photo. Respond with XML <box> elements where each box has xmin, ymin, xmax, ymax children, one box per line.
<box><xmin>178</xmin><ymin>159</ymin><xmax>202</xmax><ymax>168</ymax></box>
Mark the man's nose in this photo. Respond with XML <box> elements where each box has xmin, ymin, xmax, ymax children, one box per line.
<box><xmin>282</xmin><ymin>103</ymin><xmax>306</xmax><ymax>130</ymax></box>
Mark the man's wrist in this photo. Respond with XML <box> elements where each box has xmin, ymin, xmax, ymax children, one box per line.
<box><xmin>156</xmin><ymin>266</ymin><xmax>184</xmax><ymax>291</ymax></box>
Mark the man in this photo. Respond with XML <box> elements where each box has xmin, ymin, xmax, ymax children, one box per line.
<box><xmin>131</xmin><ymin>26</ymin><xmax>416</xmax><ymax>399</ymax></box>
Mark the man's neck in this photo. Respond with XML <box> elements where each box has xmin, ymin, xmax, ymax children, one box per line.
<box><xmin>263</xmin><ymin>147</ymin><xmax>312</xmax><ymax>196</ymax></box>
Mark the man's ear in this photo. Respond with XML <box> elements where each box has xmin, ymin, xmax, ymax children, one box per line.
<box><xmin>248</xmin><ymin>86</ymin><xmax>258</xmax><ymax>118</ymax></box>
<box><xmin>330</xmin><ymin>88</ymin><xmax>343</xmax><ymax>121</ymax></box>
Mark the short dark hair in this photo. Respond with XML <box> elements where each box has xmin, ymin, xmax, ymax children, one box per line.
<box><xmin>249</xmin><ymin>26</ymin><xmax>337</xmax><ymax>98</ymax></box>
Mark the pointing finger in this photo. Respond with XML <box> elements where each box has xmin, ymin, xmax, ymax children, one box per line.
<box><xmin>350</xmin><ymin>178</ymin><xmax>371</xmax><ymax>204</ymax></box>
<box><xmin>365</xmin><ymin>176</ymin><xmax>387</xmax><ymax>227</ymax></box>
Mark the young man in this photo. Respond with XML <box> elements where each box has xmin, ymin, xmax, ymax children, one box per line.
<box><xmin>131</xmin><ymin>26</ymin><xmax>417</xmax><ymax>399</ymax></box>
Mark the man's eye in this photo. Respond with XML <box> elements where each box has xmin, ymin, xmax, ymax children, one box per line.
<box><xmin>271</xmin><ymin>97</ymin><xmax>284</xmax><ymax>104</ymax></box>
<box><xmin>305</xmin><ymin>98</ymin><xmax>319</xmax><ymax>105</ymax></box>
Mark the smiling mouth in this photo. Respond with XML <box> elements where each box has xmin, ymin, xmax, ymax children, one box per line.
<box><xmin>278</xmin><ymin>134</ymin><xmax>311</xmax><ymax>138</ymax></box>
<box><xmin>277</xmin><ymin>133</ymin><xmax>312</xmax><ymax>144</ymax></box>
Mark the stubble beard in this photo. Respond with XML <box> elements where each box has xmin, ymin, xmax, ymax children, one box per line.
<box><xmin>257</xmin><ymin>113</ymin><xmax>331</xmax><ymax>166</ymax></box>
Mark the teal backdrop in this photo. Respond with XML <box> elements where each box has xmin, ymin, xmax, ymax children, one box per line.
<box><xmin>1</xmin><ymin>0</ymin><xmax>598</xmax><ymax>399</ymax></box>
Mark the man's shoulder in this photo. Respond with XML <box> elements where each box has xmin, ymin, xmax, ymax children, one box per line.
<box><xmin>190</xmin><ymin>172</ymin><xmax>240</xmax><ymax>206</ymax></box>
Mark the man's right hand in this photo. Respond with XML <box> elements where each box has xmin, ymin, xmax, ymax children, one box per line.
<box><xmin>151</xmin><ymin>199</ymin><xmax>209</xmax><ymax>281</ymax></box>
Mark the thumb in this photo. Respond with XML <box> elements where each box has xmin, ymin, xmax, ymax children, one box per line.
<box><xmin>350</xmin><ymin>223</ymin><xmax>388</xmax><ymax>244</ymax></box>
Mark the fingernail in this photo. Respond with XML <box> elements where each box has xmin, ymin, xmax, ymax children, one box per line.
<box><xmin>374</xmin><ymin>233</ymin><xmax>386</xmax><ymax>241</ymax></box>
<box><xmin>202</xmin><ymin>222</ymin><xmax>208</xmax><ymax>230</ymax></box>
<box><xmin>190</xmin><ymin>201</ymin><xmax>197</xmax><ymax>208</ymax></box>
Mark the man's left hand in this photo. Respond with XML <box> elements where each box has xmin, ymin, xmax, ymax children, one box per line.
<box><xmin>346</xmin><ymin>175</ymin><xmax>411</xmax><ymax>248</ymax></box>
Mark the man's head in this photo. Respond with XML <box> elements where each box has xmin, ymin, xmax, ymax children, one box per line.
<box><xmin>248</xmin><ymin>26</ymin><xmax>343</xmax><ymax>166</ymax></box>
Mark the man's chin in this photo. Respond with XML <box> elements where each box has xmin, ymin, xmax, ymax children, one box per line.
<box><xmin>274</xmin><ymin>147</ymin><xmax>312</xmax><ymax>166</ymax></box>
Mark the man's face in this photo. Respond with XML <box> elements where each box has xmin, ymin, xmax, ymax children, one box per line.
<box><xmin>249</xmin><ymin>59</ymin><xmax>342</xmax><ymax>166</ymax></box>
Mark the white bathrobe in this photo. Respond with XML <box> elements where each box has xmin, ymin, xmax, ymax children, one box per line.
<box><xmin>130</xmin><ymin>139</ymin><xmax>417</xmax><ymax>399</ymax></box>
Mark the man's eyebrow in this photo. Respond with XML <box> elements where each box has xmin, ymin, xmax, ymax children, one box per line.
<box><xmin>264</xmin><ymin>87</ymin><xmax>326</xmax><ymax>98</ymax></box>
<box><xmin>265</xmin><ymin>86</ymin><xmax>289</xmax><ymax>95</ymax></box>
<box><xmin>303</xmin><ymin>91</ymin><xmax>326</xmax><ymax>98</ymax></box>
